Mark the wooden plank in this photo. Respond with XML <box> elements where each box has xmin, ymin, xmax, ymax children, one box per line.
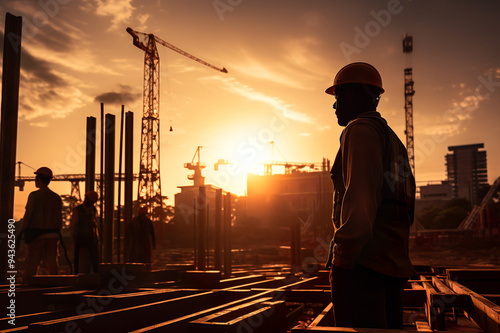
<box><xmin>484</xmin><ymin>294</ymin><xmax>500</xmax><ymax>306</ymax></box>
<box><xmin>447</xmin><ymin>279</ymin><xmax>500</xmax><ymax>333</ymax></box>
<box><xmin>284</xmin><ymin>289</ymin><xmax>330</xmax><ymax>304</ymax></box>
<box><xmin>292</xmin><ymin>325</ymin><xmax>429</xmax><ymax>332</ymax></box>
<box><xmin>415</xmin><ymin>320</ymin><xmax>433</xmax><ymax>332</ymax></box>
<box><xmin>29</xmin><ymin>275</ymin><xmax>78</xmax><ymax>286</ymax></box>
<box><xmin>447</xmin><ymin>269</ymin><xmax>500</xmax><ymax>281</ymax></box>
<box><xmin>308</xmin><ymin>303</ymin><xmax>333</xmax><ymax>328</ymax></box>
<box><xmin>422</xmin><ymin>281</ymin><xmax>445</xmax><ymax>330</ymax></box>
<box><xmin>188</xmin><ymin>298</ymin><xmax>286</xmax><ymax>333</ymax></box>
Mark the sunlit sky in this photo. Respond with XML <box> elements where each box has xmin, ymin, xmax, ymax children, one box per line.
<box><xmin>2</xmin><ymin>0</ymin><xmax>500</xmax><ymax>219</ymax></box>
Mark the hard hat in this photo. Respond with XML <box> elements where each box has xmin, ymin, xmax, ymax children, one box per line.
<box><xmin>34</xmin><ymin>167</ymin><xmax>53</xmax><ymax>179</ymax></box>
<box><xmin>138</xmin><ymin>206</ymin><xmax>148</xmax><ymax>215</ymax></box>
<box><xmin>85</xmin><ymin>190</ymin><xmax>99</xmax><ymax>203</ymax></box>
<box><xmin>325</xmin><ymin>62</ymin><xmax>384</xmax><ymax>95</ymax></box>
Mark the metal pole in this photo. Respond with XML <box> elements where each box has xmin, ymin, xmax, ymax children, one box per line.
<box><xmin>197</xmin><ymin>186</ymin><xmax>207</xmax><ymax>270</ymax></box>
<box><xmin>124</xmin><ymin>111</ymin><xmax>133</xmax><ymax>262</ymax></box>
<box><xmin>99</xmin><ymin>103</ymin><xmax>104</xmax><ymax>259</ymax></box>
<box><xmin>0</xmin><ymin>12</ymin><xmax>22</xmax><ymax>282</ymax></box>
<box><xmin>193</xmin><ymin>198</ymin><xmax>197</xmax><ymax>268</ymax></box>
<box><xmin>85</xmin><ymin>117</ymin><xmax>96</xmax><ymax>193</ymax></box>
<box><xmin>223</xmin><ymin>193</ymin><xmax>232</xmax><ymax>277</ymax></box>
<box><xmin>104</xmin><ymin>113</ymin><xmax>115</xmax><ymax>263</ymax></box>
<box><xmin>214</xmin><ymin>189</ymin><xmax>222</xmax><ymax>270</ymax></box>
<box><xmin>116</xmin><ymin>106</ymin><xmax>124</xmax><ymax>263</ymax></box>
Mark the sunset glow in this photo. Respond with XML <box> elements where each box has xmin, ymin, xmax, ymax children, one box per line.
<box><xmin>2</xmin><ymin>0</ymin><xmax>499</xmax><ymax>219</ymax></box>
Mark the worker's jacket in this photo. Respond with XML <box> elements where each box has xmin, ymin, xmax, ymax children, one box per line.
<box><xmin>22</xmin><ymin>187</ymin><xmax>63</xmax><ymax>243</ymax></box>
<box><xmin>329</xmin><ymin>111</ymin><xmax>416</xmax><ymax>277</ymax></box>
<box><xmin>71</xmin><ymin>204</ymin><xmax>99</xmax><ymax>241</ymax></box>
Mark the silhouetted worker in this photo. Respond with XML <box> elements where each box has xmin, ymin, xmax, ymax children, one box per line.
<box><xmin>21</xmin><ymin>167</ymin><xmax>63</xmax><ymax>284</ymax></box>
<box><xmin>129</xmin><ymin>206</ymin><xmax>156</xmax><ymax>263</ymax></box>
<box><xmin>325</xmin><ymin>62</ymin><xmax>416</xmax><ymax>329</ymax></box>
<box><xmin>70</xmin><ymin>191</ymin><xmax>100</xmax><ymax>274</ymax></box>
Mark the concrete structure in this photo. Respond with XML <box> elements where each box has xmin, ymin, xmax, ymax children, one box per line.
<box><xmin>420</xmin><ymin>181</ymin><xmax>453</xmax><ymax>200</ymax></box>
<box><xmin>245</xmin><ymin>168</ymin><xmax>332</xmax><ymax>236</ymax></box>
<box><xmin>446</xmin><ymin>143</ymin><xmax>488</xmax><ymax>205</ymax></box>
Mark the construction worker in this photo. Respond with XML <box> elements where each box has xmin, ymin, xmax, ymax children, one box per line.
<box><xmin>70</xmin><ymin>190</ymin><xmax>100</xmax><ymax>274</ymax></box>
<box><xmin>325</xmin><ymin>62</ymin><xmax>416</xmax><ymax>329</ymax></box>
<box><xmin>21</xmin><ymin>167</ymin><xmax>63</xmax><ymax>283</ymax></box>
<box><xmin>129</xmin><ymin>206</ymin><xmax>156</xmax><ymax>264</ymax></box>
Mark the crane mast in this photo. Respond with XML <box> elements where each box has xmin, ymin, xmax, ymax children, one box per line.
<box><xmin>403</xmin><ymin>34</ymin><xmax>415</xmax><ymax>176</ymax></box>
<box><xmin>127</xmin><ymin>27</ymin><xmax>227</xmax><ymax>223</ymax></box>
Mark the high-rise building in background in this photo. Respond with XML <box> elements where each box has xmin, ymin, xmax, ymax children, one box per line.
<box><xmin>446</xmin><ymin>143</ymin><xmax>488</xmax><ymax>205</ymax></box>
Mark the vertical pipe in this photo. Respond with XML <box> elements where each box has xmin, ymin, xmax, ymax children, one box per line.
<box><xmin>99</xmin><ymin>103</ymin><xmax>104</xmax><ymax>258</ymax></box>
<box><xmin>116</xmin><ymin>106</ymin><xmax>124</xmax><ymax>263</ymax></box>
<box><xmin>197</xmin><ymin>186</ymin><xmax>207</xmax><ymax>270</ymax></box>
<box><xmin>124</xmin><ymin>111</ymin><xmax>133</xmax><ymax>262</ymax></box>
<box><xmin>206</xmin><ymin>203</ymin><xmax>210</xmax><ymax>268</ymax></box>
<box><xmin>193</xmin><ymin>198</ymin><xmax>197</xmax><ymax>268</ymax></box>
<box><xmin>223</xmin><ymin>193</ymin><xmax>232</xmax><ymax>277</ymax></box>
<box><xmin>291</xmin><ymin>219</ymin><xmax>301</xmax><ymax>272</ymax></box>
<box><xmin>0</xmin><ymin>13</ymin><xmax>22</xmax><ymax>282</ymax></box>
<box><xmin>214</xmin><ymin>189</ymin><xmax>222</xmax><ymax>270</ymax></box>
<box><xmin>85</xmin><ymin>117</ymin><xmax>96</xmax><ymax>193</ymax></box>
<box><xmin>104</xmin><ymin>113</ymin><xmax>115</xmax><ymax>263</ymax></box>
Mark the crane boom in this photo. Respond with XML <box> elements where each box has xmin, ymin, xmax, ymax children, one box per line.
<box><xmin>154</xmin><ymin>36</ymin><xmax>227</xmax><ymax>73</ymax></box>
<box><xmin>127</xmin><ymin>27</ymin><xmax>227</xmax><ymax>73</ymax></box>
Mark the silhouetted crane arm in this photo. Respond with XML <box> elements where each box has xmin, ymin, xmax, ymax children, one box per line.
<box><xmin>126</xmin><ymin>27</ymin><xmax>227</xmax><ymax>73</ymax></box>
<box><xmin>153</xmin><ymin>36</ymin><xmax>227</xmax><ymax>73</ymax></box>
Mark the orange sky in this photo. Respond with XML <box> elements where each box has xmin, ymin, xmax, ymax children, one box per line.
<box><xmin>1</xmin><ymin>0</ymin><xmax>500</xmax><ymax>219</ymax></box>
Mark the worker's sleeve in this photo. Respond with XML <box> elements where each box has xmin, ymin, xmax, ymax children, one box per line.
<box><xmin>22</xmin><ymin>193</ymin><xmax>35</xmax><ymax>231</ymax></box>
<box><xmin>332</xmin><ymin>122</ymin><xmax>384</xmax><ymax>269</ymax></box>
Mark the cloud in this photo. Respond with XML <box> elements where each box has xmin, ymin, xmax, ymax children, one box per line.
<box><xmin>95</xmin><ymin>0</ymin><xmax>135</xmax><ymax>31</ymax></box>
<box><xmin>20</xmin><ymin>47</ymin><xmax>66</xmax><ymax>86</ymax></box>
<box><xmin>201</xmin><ymin>76</ymin><xmax>314</xmax><ymax>124</ymax></box>
<box><xmin>420</xmin><ymin>66</ymin><xmax>500</xmax><ymax>136</ymax></box>
<box><xmin>230</xmin><ymin>54</ymin><xmax>310</xmax><ymax>90</ymax></box>
<box><xmin>94</xmin><ymin>85</ymin><xmax>142</xmax><ymax>106</ymax></box>
<box><xmin>29</xmin><ymin>121</ymin><xmax>49</xmax><ymax>128</ymax></box>
<box><xmin>0</xmin><ymin>30</ymin><xmax>91</xmax><ymax>122</ymax></box>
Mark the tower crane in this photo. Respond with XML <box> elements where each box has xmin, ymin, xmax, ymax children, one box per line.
<box><xmin>185</xmin><ymin>146</ymin><xmax>206</xmax><ymax>187</ymax></box>
<box><xmin>126</xmin><ymin>27</ymin><xmax>227</xmax><ymax>223</ymax></box>
<box><xmin>403</xmin><ymin>34</ymin><xmax>415</xmax><ymax>176</ymax></box>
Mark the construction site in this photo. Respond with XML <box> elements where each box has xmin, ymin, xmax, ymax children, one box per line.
<box><xmin>1</xmin><ymin>3</ymin><xmax>500</xmax><ymax>333</ymax></box>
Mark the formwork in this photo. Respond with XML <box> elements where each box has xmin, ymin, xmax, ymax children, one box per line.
<box><xmin>1</xmin><ymin>264</ymin><xmax>499</xmax><ymax>332</ymax></box>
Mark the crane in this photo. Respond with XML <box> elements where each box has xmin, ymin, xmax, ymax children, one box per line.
<box><xmin>403</xmin><ymin>34</ymin><xmax>415</xmax><ymax>176</ymax></box>
<box><xmin>126</xmin><ymin>27</ymin><xmax>227</xmax><ymax>223</ymax></box>
<box><xmin>184</xmin><ymin>146</ymin><xmax>206</xmax><ymax>187</ymax></box>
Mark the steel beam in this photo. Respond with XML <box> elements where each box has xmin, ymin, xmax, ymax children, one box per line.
<box><xmin>0</xmin><ymin>12</ymin><xmax>22</xmax><ymax>282</ymax></box>
<box><xmin>104</xmin><ymin>113</ymin><xmax>115</xmax><ymax>262</ymax></box>
<box><xmin>214</xmin><ymin>188</ymin><xmax>223</xmax><ymax>270</ymax></box>
<box><xmin>224</xmin><ymin>193</ymin><xmax>232</xmax><ymax>277</ymax></box>
<box><xmin>124</xmin><ymin>111</ymin><xmax>134</xmax><ymax>262</ymax></box>
<box><xmin>85</xmin><ymin>116</ymin><xmax>96</xmax><ymax>193</ymax></box>
<box><xmin>197</xmin><ymin>186</ymin><xmax>207</xmax><ymax>270</ymax></box>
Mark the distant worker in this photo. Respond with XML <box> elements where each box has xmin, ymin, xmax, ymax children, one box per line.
<box><xmin>21</xmin><ymin>167</ymin><xmax>63</xmax><ymax>284</ymax></box>
<box><xmin>325</xmin><ymin>62</ymin><xmax>416</xmax><ymax>329</ymax></box>
<box><xmin>129</xmin><ymin>206</ymin><xmax>156</xmax><ymax>263</ymax></box>
<box><xmin>70</xmin><ymin>190</ymin><xmax>100</xmax><ymax>274</ymax></box>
